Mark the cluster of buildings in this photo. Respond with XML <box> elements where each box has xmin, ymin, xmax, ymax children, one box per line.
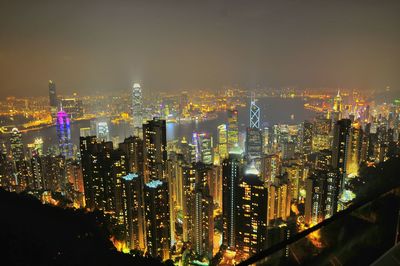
<box><xmin>0</xmin><ymin>81</ymin><xmax>399</xmax><ymax>265</ymax></box>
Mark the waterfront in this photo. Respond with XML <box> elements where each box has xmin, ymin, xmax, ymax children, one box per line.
<box><xmin>21</xmin><ymin>97</ymin><xmax>317</xmax><ymax>151</ymax></box>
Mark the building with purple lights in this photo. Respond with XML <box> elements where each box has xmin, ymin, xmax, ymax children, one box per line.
<box><xmin>56</xmin><ymin>110</ymin><xmax>73</xmax><ymax>159</ymax></box>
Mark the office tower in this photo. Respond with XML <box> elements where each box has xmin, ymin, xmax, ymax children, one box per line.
<box><xmin>48</xmin><ymin>80</ymin><xmax>58</xmax><ymax>120</ymax></box>
<box><xmin>324</xmin><ymin>170</ymin><xmax>340</xmax><ymax>218</ymax></box>
<box><xmin>312</xmin><ymin>117</ymin><xmax>331</xmax><ymax>152</ymax></box>
<box><xmin>332</xmin><ymin>90</ymin><xmax>343</xmax><ymax>121</ymax></box>
<box><xmin>218</xmin><ymin>124</ymin><xmax>228</xmax><ymax>160</ymax></box>
<box><xmin>345</xmin><ymin>122</ymin><xmax>363</xmax><ymax>176</ymax></box>
<box><xmin>42</xmin><ymin>154</ymin><xmax>66</xmax><ymax>192</ymax></box>
<box><xmin>222</xmin><ymin>148</ymin><xmax>243</xmax><ymax>248</ymax></box>
<box><xmin>66</xmin><ymin>160</ymin><xmax>84</xmax><ymax>193</ymax></box>
<box><xmin>121</xmin><ymin>173</ymin><xmax>145</xmax><ymax>250</ymax></box>
<box><xmin>236</xmin><ymin>165</ymin><xmax>267</xmax><ymax>259</ymax></box>
<box><xmin>192</xmin><ymin>132</ymin><xmax>213</xmax><ymax>164</ymax></box>
<box><xmin>61</xmin><ymin>97</ymin><xmax>83</xmax><ymax>119</ymax></box>
<box><xmin>193</xmin><ymin>185</ymin><xmax>214</xmax><ymax>259</ymax></box>
<box><xmin>227</xmin><ymin>109</ymin><xmax>239</xmax><ymax>152</ymax></box>
<box><xmin>132</xmin><ymin>83</ymin><xmax>143</xmax><ymax>136</ymax></box>
<box><xmin>56</xmin><ymin>110</ymin><xmax>73</xmax><ymax>159</ymax></box>
<box><xmin>96</xmin><ymin>121</ymin><xmax>111</xmax><ymax>142</ymax></box>
<box><xmin>262</xmin><ymin>127</ymin><xmax>271</xmax><ymax>154</ymax></box>
<box><xmin>260</xmin><ymin>153</ymin><xmax>281</xmax><ymax>184</ymax></box>
<box><xmin>315</xmin><ymin>149</ymin><xmax>332</xmax><ymax>170</ymax></box>
<box><xmin>209</xmin><ymin>164</ymin><xmax>223</xmax><ymax>209</ymax></box>
<box><xmin>182</xmin><ymin>164</ymin><xmax>196</xmax><ymax>242</ymax></box>
<box><xmin>301</xmin><ymin>120</ymin><xmax>313</xmax><ymax>154</ymax></box>
<box><xmin>79</xmin><ymin>127</ymin><xmax>91</xmax><ymax>137</ymax></box>
<box><xmin>144</xmin><ymin>179</ymin><xmax>170</xmax><ymax>260</ymax></box>
<box><xmin>267</xmin><ymin>175</ymin><xmax>291</xmax><ymax>225</ymax></box>
<box><xmin>143</xmin><ymin>118</ymin><xmax>167</xmax><ymax>182</ymax></box>
<box><xmin>304</xmin><ymin>169</ymin><xmax>340</xmax><ymax>225</ymax></box>
<box><xmin>30</xmin><ymin>151</ymin><xmax>44</xmax><ymax>190</ymax></box>
<box><xmin>249</xmin><ymin>92</ymin><xmax>260</xmax><ymax>129</ymax></box>
<box><xmin>10</xmin><ymin>127</ymin><xmax>24</xmax><ymax>165</ymax></box>
<box><xmin>282</xmin><ymin>163</ymin><xmax>301</xmax><ymax>201</ymax></box>
<box><xmin>166</xmin><ymin>155</ymin><xmax>186</xmax><ymax>244</ymax></box>
<box><xmin>119</xmin><ymin>136</ymin><xmax>144</xmax><ymax>174</ymax></box>
<box><xmin>80</xmin><ymin>136</ymin><xmax>114</xmax><ymax>210</ymax></box>
<box><xmin>245</xmin><ymin>127</ymin><xmax>263</xmax><ymax>161</ymax></box>
<box><xmin>281</xmin><ymin>141</ymin><xmax>295</xmax><ymax>160</ymax></box>
<box><xmin>180</xmin><ymin>91</ymin><xmax>189</xmax><ymax>117</ymax></box>
<box><xmin>332</xmin><ymin>119</ymin><xmax>351</xmax><ymax>191</ymax></box>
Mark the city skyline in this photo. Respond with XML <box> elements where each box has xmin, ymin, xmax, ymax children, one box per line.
<box><xmin>0</xmin><ymin>2</ymin><xmax>399</xmax><ymax>266</ymax></box>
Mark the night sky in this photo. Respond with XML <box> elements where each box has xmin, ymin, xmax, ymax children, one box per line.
<box><xmin>0</xmin><ymin>0</ymin><xmax>399</xmax><ymax>97</ymax></box>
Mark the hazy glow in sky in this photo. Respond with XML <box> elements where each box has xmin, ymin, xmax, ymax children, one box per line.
<box><xmin>0</xmin><ymin>0</ymin><xmax>399</xmax><ymax>97</ymax></box>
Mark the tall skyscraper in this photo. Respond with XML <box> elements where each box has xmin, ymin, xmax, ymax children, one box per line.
<box><xmin>222</xmin><ymin>148</ymin><xmax>243</xmax><ymax>248</ymax></box>
<box><xmin>312</xmin><ymin>116</ymin><xmax>331</xmax><ymax>152</ymax></box>
<box><xmin>192</xmin><ymin>132</ymin><xmax>213</xmax><ymax>165</ymax></box>
<box><xmin>56</xmin><ymin>110</ymin><xmax>73</xmax><ymax>159</ymax></box>
<box><xmin>236</xmin><ymin>165</ymin><xmax>267</xmax><ymax>259</ymax></box>
<box><xmin>144</xmin><ymin>179</ymin><xmax>170</xmax><ymax>260</ymax></box>
<box><xmin>332</xmin><ymin>119</ymin><xmax>351</xmax><ymax>192</ymax></box>
<box><xmin>217</xmin><ymin>124</ymin><xmax>228</xmax><ymax>160</ymax></box>
<box><xmin>332</xmin><ymin>90</ymin><xmax>343</xmax><ymax>121</ymax></box>
<box><xmin>249</xmin><ymin>92</ymin><xmax>260</xmax><ymax>129</ymax></box>
<box><xmin>80</xmin><ymin>136</ymin><xmax>114</xmax><ymax>211</ymax></box>
<box><xmin>245</xmin><ymin>127</ymin><xmax>263</xmax><ymax>161</ymax></box>
<box><xmin>193</xmin><ymin>185</ymin><xmax>214</xmax><ymax>259</ymax></box>
<box><xmin>10</xmin><ymin>128</ymin><xmax>24</xmax><ymax>164</ymax></box>
<box><xmin>143</xmin><ymin>118</ymin><xmax>167</xmax><ymax>182</ymax></box>
<box><xmin>132</xmin><ymin>83</ymin><xmax>143</xmax><ymax>136</ymax></box>
<box><xmin>227</xmin><ymin>109</ymin><xmax>239</xmax><ymax>152</ymax></box>
<box><xmin>30</xmin><ymin>152</ymin><xmax>44</xmax><ymax>190</ymax></box>
<box><xmin>301</xmin><ymin>120</ymin><xmax>313</xmax><ymax>154</ymax></box>
<box><xmin>121</xmin><ymin>172</ymin><xmax>146</xmax><ymax>250</ymax></box>
<box><xmin>119</xmin><ymin>136</ymin><xmax>144</xmax><ymax>174</ymax></box>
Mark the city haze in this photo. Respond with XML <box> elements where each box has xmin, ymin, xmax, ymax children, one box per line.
<box><xmin>1</xmin><ymin>0</ymin><xmax>400</xmax><ymax>98</ymax></box>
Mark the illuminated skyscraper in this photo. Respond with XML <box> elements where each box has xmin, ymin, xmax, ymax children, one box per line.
<box><xmin>143</xmin><ymin>118</ymin><xmax>167</xmax><ymax>182</ymax></box>
<box><xmin>301</xmin><ymin>120</ymin><xmax>313</xmax><ymax>154</ymax></box>
<box><xmin>222</xmin><ymin>147</ymin><xmax>243</xmax><ymax>248</ymax></box>
<box><xmin>56</xmin><ymin>110</ymin><xmax>73</xmax><ymax>159</ymax></box>
<box><xmin>119</xmin><ymin>136</ymin><xmax>144</xmax><ymax>174</ymax></box>
<box><xmin>227</xmin><ymin>109</ymin><xmax>239</xmax><ymax>152</ymax></box>
<box><xmin>332</xmin><ymin>119</ymin><xmax>351</xmax><ymax>192</ymax></box>
<box><xmin>333</xmin><ymin>90</ymin><xmax>343</xmax><ymax>114</ymax></box>
<box><xmin>132</xmin><ymin>83</ymin><xmax>143</xmax><ymax>136</ymax></box>
<box><xmin>96</xmin><ymin>121</ymin><xmax>110</xmax><ymax>142</ymax></box>
<box><xmin>121</xmin><ymin>173</ymin><xmax>146</xmax><ymax>250</ymax></box>
<box><xmin>10</xmin><ymin>128</ymin><xmax>24</xmax><ymax>164</ymax></box>
<box><xmin>30</xmin><ymin>152</ymin><xmax>44</xmax><ymax>190</ymax></box>
<box><xmin>193</xmin><ymin>185</ymin><xmax>214</xmax><ymax>258</ymax></box>
<box><xmin>260</xmin><ymin>153</ymin><xmax>281</xmax><ymax>185</ymax></box>
<box><xmin>267</xmin><ymin>175</ymin><xmax>290</xmax><ymax>225</ymax></box>
<box><xmin>217</xmin><ymin>124</ymin><xmax>228</xmax><ymax>160</ymax></box>
<box><xmin>312</xmin><ymin>116</ymin><xmax>332</xmax><ymax>152</ymax></box>
<box><xmin>80</xmin><ymin>136</ymin><xmax>114</xmax><ymax>210</ymax></box>
<box><xmin>144</xmin><ymin>179</ymin><xmax>170</xmax><ymax>260</ymax></box>
<box><xmin>345</xmin><ymin>122</ymin><xmax>363</xmax><ymax>176</ymax></box>
<box><xmin>249</xmin><ymin>92</ymin><xmax>260</xmax><ymax>129</ymax></box>
<box><xmin>236</xmin><ymin>165</ymin><xmax>267</xmax><ymax>259</ymax></box>
<box><xmin>192</xmin><ymin>132</ymin><xmax>213</xmax><ymax>164</ymax></box>
<box><xmin>246</xmin><ymin>127</ymin><xmax>263</xmax><ymax>161</ymax></box>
